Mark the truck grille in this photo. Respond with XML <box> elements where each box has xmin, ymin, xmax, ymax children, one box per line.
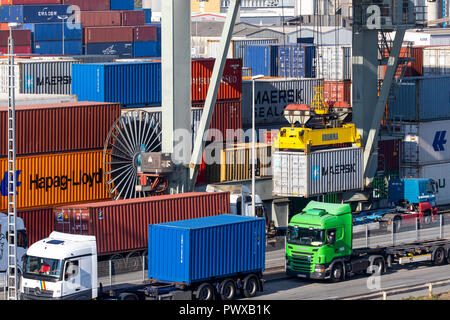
<box><xmin>23</xmin><ymin>287</ymin><xmax>54</xmax><ymax>298</ymax></box>
<box><xmin>290</xmin><ymin>255</ymin><xmax>313</xmax><ymax>272</ymax></box>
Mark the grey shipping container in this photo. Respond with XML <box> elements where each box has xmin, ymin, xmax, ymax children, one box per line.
<box><xmin>242</xmin><ymin>78</ymin><xmax>323</xmax><ymax>126</ymax></box>
<box><xmin>272</xmin><ymin>147</ymin><xmax>364</xmax><ymax>197</ymax></box>
<box><xmin>18</xmin><ymin>60</ymin><xmax>81</xmax><ymax>95</ymax></box>
<box><xmin>316</xmin><ymin>46</ymin><xmax>352</xmax><ymax>81</ymax></box>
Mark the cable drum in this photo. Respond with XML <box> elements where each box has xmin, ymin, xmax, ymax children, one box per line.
<box><xmin>103</xmin><ymin>110</ymin><xmax>162</xmax><ymax>200</ymax></box>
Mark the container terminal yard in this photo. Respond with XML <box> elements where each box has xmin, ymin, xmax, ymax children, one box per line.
<box><xmin>1</xmin><ymin>0</ymin><xmax>450</xmax><ymax>304</ymax></box>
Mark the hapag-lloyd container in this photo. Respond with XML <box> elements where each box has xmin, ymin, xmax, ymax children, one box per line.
<box><xmin>241</xmin><ymin>78</ymin><xmax>324</xmax><ymax>126</ymax></box>
<box><xmin>316</xmin><ymin>45</ymin><xmax>352</xmax><ymax>80</ymax></box>
<box><xmin>62</xmin><ymin>0</ymin><xmax>110</xmax><ymax>11</ymax></box>
<box><xmin>192</xmin><ymin>58</ymin><xmax>242</xmax><ymax>102</ymax></box>
<box><xmin>0</xmin><ymin>102</ymin><xmax>121</xmax><ymax>156</ymax></box>
<box><xmin>72</xmin><ymin>62</ymin><xmax>161</xmax><ymax>106</ymax></box>
<box><xmin>54</xmin><ymin>192</ymin><xmax>231</xmax><ymax>256</ymax></box>
<box><xmin>0</xmin><ymin>5</ymin><xmax>72</xmax><ymax>23</ymax></box>
<box><xmin>272</xmin><ymin>147</ymin><xmax>364</xmax><ymax>197</ymax></box>
<box><xmin>387</xmin><ymin>75</ymin><xmax>450</xmax><ymax>122</ymax></box>
<box><xmin>148</xmin><ymin>215</ymin><xmax>265</xmax><ymax>284</ymax></box>
<box><xmin>0</xmin><ymin>150</ymin><xmax>110</xmax><ymax>211</ymax></box>
<box><xmin>78</xmin><ymin>11</ymin><xmax>121</xmax><ymax>27</ymax></box>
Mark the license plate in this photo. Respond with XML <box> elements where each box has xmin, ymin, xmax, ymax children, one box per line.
<box><xmin>297</xmin><ymin>274</ymin><xmax>307</xmax><ymax>278</ymax></box>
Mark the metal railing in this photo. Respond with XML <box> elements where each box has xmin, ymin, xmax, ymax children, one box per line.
<box><xmin>97</xmin><ymin>255</ymin><xmax>148</xmax><ymax>289</ymax></box>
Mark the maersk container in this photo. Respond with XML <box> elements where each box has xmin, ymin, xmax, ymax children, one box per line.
<box><xmin>387</xmin><ymin>75</ymin><xmax>450</xmax><ymax>122</ymax></box>
<box><xmin>241</xmin><ymin>78</ymin><xmax>324</xmax><ymax>126</ymax></box>
<box><xmin>272</xmin><ymin>147</ymin><xmax>364</xmax><ymax>197</ymax></box>
<box><xmin>72</xmin><ymin>62</ymin><xmax>161</xmax><ymax>107</ymax></box>
<box><xmin>244</xmin><ymin>44</ymin><xmax>279</xmax><ymax>77</ymax></box>
<box><xmin>85</xmin><ymin>42</ymin><xmax>133</xmax><ymax>57</ymax></box>
<box><xmin>33</xmin><ymin>39</ymin><xmax>82</xmax><ymax>55</ymax></box>
<box><xmin>148</xmin><ymin>215</ymin><xmax>265</xmax><ymax>284</ymax></box>
<box><xmin>0</xmin><ymin>5</ymin><xmax>72</xmax><ymax>23</ymax></box>
<box><xmin>54</xmin><ymin>192</ymin><xmax>231</xmax><ymax>257</ymax></box>
<box><xmin>22</xmin><ymin>22</ymin><xmax>82</xmax><ymax>41</ymax></box>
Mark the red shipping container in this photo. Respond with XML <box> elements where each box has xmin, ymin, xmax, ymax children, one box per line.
<box><xmin>53</xmin><ymin>192</ymin><xmax>231</xmax><ymax>256</ymax></box>
<box><xmin>17</xmin><ymin>208</ymin><xmax>55</xmax><ymax>246</ymax></box>
<box><xmin>0</xmin><ymin>0</ymin><xmax>60</xmax><ymax>4</ymax></box>
<box><xmin>192</xmin><ymin>58</ymin><xmax>242</xmax><ymax>102</ymax></box>
<box><xmin>323</xmin><ymin>80</ymin><xmax>352</xmax><ymax>105</ymax></box>
<box><xmin>0</xmin><ymin>45</ymin><xmax>31</xmax><ymax>54</ymax></box>
<box><xmin>381</xmin><ymin>46</ymin><xmax>424</xmax><ymax>78</ymax></box>
<box><xmin>84</xmin><ymin>26</ymin><xmax>134</xmax><ymax>44</ymax></box>
<box><xmin>133</xmin><ymin>25</ymin><xmax>157</xmax><ymax>42</ymax></box>
<box><xmin>120</xmin><ymin>10</ymin><xmax>145</xmax><ymax>26</ymax></box>
<box><xmin>62</xmin><ymin>0</ymin><xmax>109</xmax><ymax>11</ymax></box>
<box><xmin>0</xmin><ymin>29</ymin><xmax>31</xmax><ymax>46</ymax></box>
<box><xmin>0</xmin><ymin>102</ymin><xmax>121</xmax><ymax>157</ymax></box>
<box><xmin>79</xmin><ymin>11</ymin><xmax>121</xmax><ymax>27</ymax></box>
<box><xmin>378</xmin><ymin>139</ymin><xmax>400</xmax><ymax>172</ymax></box>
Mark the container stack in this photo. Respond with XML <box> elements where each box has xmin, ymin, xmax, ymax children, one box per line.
<box><xmin>0</xmin><ymin>101</ymin><xmax>122</xmax><ymax>244</ymax></box>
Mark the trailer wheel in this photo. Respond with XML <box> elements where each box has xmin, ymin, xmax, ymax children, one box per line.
<box><xmin>195</xmin><ymin>283</ymin><xmax>215</xmax><ymax>301</ymax></box>
<box><xmin>242</xmin><ymin>275</ymin><xmax>259</xmax><ymax>298</ymax></box>
<box><xmin>422</xmin><ymin>211</ymin><xmax>432</xmax><ymax>226</ymax></box>
<box><xmin>433</xmin><ymin>247</ymin><xmax>446</xmax><ymax>265</ymax></box>
<box><xmin>372</xmin><ymin>258</ymin><xmax>385</xmax><ymax>274</ymax></box>
<box><xmin>219</xmin><ymin>279</ymin><xmax>237</xmax><ymax>300</ymax></box>
<box><xmin>447</xmin><ymin>250</ymin><xmax>450</xmax><ymax>264</ymax></box>
<box><xmin>330</xmin><ymin>263</ymin><xmax>344</xmax><ymax>283</ymax></box>
<box><xmin>119</xmin><ymin>292</ymin><xmax>139</xmax><ymax>301</ymax></box>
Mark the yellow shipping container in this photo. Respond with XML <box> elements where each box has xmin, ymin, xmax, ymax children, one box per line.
<box><xmin>0</xmin><ymin>150</ymin><xmax>110</xmax><ymax>211</ymax></box>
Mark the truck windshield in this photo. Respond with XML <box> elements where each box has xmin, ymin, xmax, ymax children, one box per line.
<box><xmin>287</xmin><ymin>226</ymin><xmax>325</xmax><ymax>247</ymax></box>
<box><xmin>426</xmin><ymin>182</ymin><xmax>436</xmax><ymax>194</ymax></box>
<box><xmin>23</xmin><ymin>256</ymin><xmax>63</xmax><ymax>280</ymax></box>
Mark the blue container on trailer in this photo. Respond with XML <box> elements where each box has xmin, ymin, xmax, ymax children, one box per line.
<box><xmin>110</xmin><ymin>0</ymin><xmax>134</xmax><ymax>10</ymax></box>
<box><xmin>148</xmin><ymin>215</ymin><xmax>266</xmax><ymax>284</ymax></box>
<box><xmin>0</xmin><ymin>5</ymin><xmax>72</xmax><ymax>24</ymax></box>
<box><xmin>23</xmin><ymin>22</ymin><xmax>82</xmax><ymax>41</ymax></box>
<box><xmin>388</xmin><ymin>179</ymin><xmax>436</xmax><ymax>206</ymax></box>
<box><xmin>72</xmin><ymin>62</ymin><xmax>162</xmax><ymax>107</ymax></box>
<box><xmin>33</xmin><ymin>39</ymin><xmax>82</xmax><ymax>55</ymax></box>
<box><xmin>85</xmin><ymin>42</ymin><xmax>133</xmax><ymax>57</ymax></box>
<box><xmin>244</xmin><ymin>44</ymin><xmax>279</xmax><ymax>77</ymax></box>
<box><xmin>133</xmin><ymin>41</ymin><xmax>160</xmax><ymax>57</ymax></box>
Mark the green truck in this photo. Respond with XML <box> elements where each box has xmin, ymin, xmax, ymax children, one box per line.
<box><xmin>286</xmin><ymin>201</ymin><xmax>450</xmax><ymax>282</ymax></box>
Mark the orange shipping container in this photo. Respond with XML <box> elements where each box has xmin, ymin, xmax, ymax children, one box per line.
<box><xmin>323</xmin><ymin>80</ymin><xmax>352</xmax><ymax>105</ymax></box>
<box><xmin>0</xmin><ymin>150</ymin><xmax>110</xmax><ymax>211</ymax></box>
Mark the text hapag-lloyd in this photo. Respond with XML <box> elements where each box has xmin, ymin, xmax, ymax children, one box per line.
<box><xmin>29</xmin><ymin>169</ymin><xmax>103</xmax><ymax>192</ymax></box>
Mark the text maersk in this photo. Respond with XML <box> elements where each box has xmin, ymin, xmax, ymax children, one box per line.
<box><xmin>322</xmin><ymin>164</ymin><xmax>357</xmax><ymax>176</ymax></box>
<box><xmin>255</xmin><ymin>88</ymin><xmax>304</xmax><ymax>105</ymax></box>
<box><xmin>36</xmin><ymin>76</ymin><xmax>72</xmax><ymax>87</ymax></box>
<box><xmin>29</xmin><ymin>169</ymin><xmax>103</xmax><ymax>192</ymax></box>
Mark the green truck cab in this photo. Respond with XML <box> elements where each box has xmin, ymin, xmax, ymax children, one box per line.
<box><xmin>286</xmin><ymin>201</ymin><xmax>384</xmax><ymax>282</ymax></box>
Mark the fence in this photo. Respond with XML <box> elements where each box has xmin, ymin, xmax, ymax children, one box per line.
<box><xmin>97</xmin><ymin>255</ymin><xmax>148</xmax><ymax>289</ymax></box>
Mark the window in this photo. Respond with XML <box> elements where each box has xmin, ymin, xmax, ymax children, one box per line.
<box><xmin>64</xmin><ymin>260</ymin><xmax>79</xmax><ymax>281</ymax></box>
<box><xmin>287</xmin><ymin>226</ymin><xmax>325</xmax><ymax>247</ymax></box>
<box><xmin>23</xmin><ymin>256</ymin><xmax>63</xmax><ymax>279</ymax></box>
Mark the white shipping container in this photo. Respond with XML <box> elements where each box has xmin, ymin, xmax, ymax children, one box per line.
<box><xmin>401</xmin><ymin>120</ymin><xmax>450</xmax><ymax>165</ymax></box>
<box><xmin>273</xmin><ymin>147</ymin><xmax>364</xmax><ymax>197</ymax></box>
<box><xmin>401</xmin><ymin>163</ymin><xmax>450</xmax><ymax>205</ymax></box>
<box><xmin>316</xmin><ymin>46</ymin><xmax>352</xmax><ymax>81</ymax></box>
<box><xmin>423</xmin><ymin>46</ymin><xmax>450</xmax><ymax>76</ymax></box>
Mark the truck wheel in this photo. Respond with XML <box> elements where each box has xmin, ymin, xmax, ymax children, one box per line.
<box><xmin>242</xmin><ymin>275</ymin><xmax>259</xmax><ymax>298</ymax></box>
<box><xmin>119</xmin><ymin>292</ymin><xmax>139</xmax><ymax>300</ymax></box>
<box><xmin>372</xmin><ymin>258</ymin><xmax>385</xmax><ymax>275</ymax></box>
<box><xmin>219</xmin><ymin>279</ymin><xmax>237</xmax><ymax>300</ymax></box>
<box><xmin>195</xmin><ymin>283</ymin><xmax>215</xmax><ymax>301</ymax></box>
<box><xmin>433</xmin><ymin>247</ymin><xmax>446</xmax><ymax>265</ymax></box>
<box><xmin>330</xmin><ymin>263</ymin><xmax>344</xmax><ymax>283</ymax></box>
<box><xmin>423</xmin><ymin>211</ymin><xmax>432</xmax><ymax>225</ymax></box>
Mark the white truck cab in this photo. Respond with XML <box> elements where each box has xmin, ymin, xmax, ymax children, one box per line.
<box><xmin>0</xmin><ymin>213</ymin><xmax>27</xmax><ymax>286</ymax></box>
<box><xmin>20</xmin><ymin>232</ymin><xmax>97</xmax><ymax>300</ymax></box>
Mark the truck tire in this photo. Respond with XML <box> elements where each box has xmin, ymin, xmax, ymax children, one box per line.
<box><xmin>195</xmin><ymin>283</ymin><xmax>215</xmax><ymax>301</ymax></box>
<box><xmin>423</xmin><ymin>211</ymin><xmax>432</xmax><ymax>226</ymax></box>
<box><xmin>433</xmin><ymin>247</ymin><xmax>446</xmax><ymax>265</ymax></box>
<box><xmin>119</xmin><ymin>292</ymin><xmax>139</xmax><ymax>301</ymax></box>
<box><xmin>242</xmin><ymin>274</ymin><xmax>259</xmax><ymax>298</ymax></box>
<box><xmin>330</xmin><ymin>263</ymin><xmax>344</xmax><ymax>283</ymax></box>
<box><xmin>219</xmin><ymin>279</ymin><xmax>237</xmax><ymax>300</ymax></box>
<box><xmin>372</xmin><ymin>258</ymin><xmax>385</xmax><ymax>274</ymax></box>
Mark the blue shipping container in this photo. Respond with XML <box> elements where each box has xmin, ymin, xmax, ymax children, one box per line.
<box><xmin>23</xmin><ymin>22</ymin><xmax>82</xmax><ymax>41</ymax></box>
<box><xmin>0</xmin><ymin>5</ymin><xmax>72</xmax><ymax>24</ymax></box>
<box><xmin>85</xmin><ymin>42</ymin><xmax>133</xmax><ymax>57</ymax></box>
<box><xmin>148</xmin><ymin>215</ymin><xmax>266</xmax><ymax>284</ymax></box>
<box><xmin>110</xmin><ymin>0</ymin><xmax>134</xmax><ymax>10</ymax></box>
<box><xmin>244</xmin><ymin>45</ymin><xmax>279</xmax><ymax>77</ymax></box>
<box><xmin>387</xmin><ymin>75</ymin><xmax>450</xmax><ymax>122</ymax></box>
<box><xmin>33</xmin><ymin>40</ymin><xmax>82</xmax><ymax>55</ymax></box>
<box><xmin>72</xmin><ymin>62</ymin><xmax>161</xmax><ymax>107</ymax></box>
<box><xmin>133</xmin><ymin>41</ymin><xmax>160</xmax><ymax>58</ymax></box>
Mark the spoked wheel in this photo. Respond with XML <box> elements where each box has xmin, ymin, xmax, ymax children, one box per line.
<box><xmin>103</xmin><ymin>110</ymin><xmax>162</xmax><ymax>200</ymax></box>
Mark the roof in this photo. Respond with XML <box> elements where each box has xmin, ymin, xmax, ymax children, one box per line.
<box><xmin>192</xmin><ymin>21</ymin><xmax>225</xmax><ymax>37</ymax></box>
<box><xmin>154</xmin><ymin>214</ymin><xmax>263</xmax><ymax>230</ymax></box>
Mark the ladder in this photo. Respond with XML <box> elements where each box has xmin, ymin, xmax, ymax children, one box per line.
<box><xmin>7</xmin><ymin>34</ymin><xmax>18</xmax><ymax>301</ymax></box>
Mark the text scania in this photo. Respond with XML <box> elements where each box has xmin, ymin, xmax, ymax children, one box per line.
<box><xmin>322</xmin><ymin>164</ymin><xmax>357</xmax><ymax>176</ymax></box>
<box><xmin>30</xmin><ymin>169</ymin><xmax>103</xmax><ymax>192</ymax></box>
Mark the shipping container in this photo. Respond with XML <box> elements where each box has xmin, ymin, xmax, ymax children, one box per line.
<box><xmin>387</xmin><ymin>75</ymin><xmax>450</xmax><ymax>122</ymax></box>
<box><xmin>120</xmin><ymin>10</ymin><xmax>145</xmax><ymax>26</ymax></box>
<box><xmin>72</xmin><ymin>62</ymin><xmax>160</xmax><ymax>106</ymax></box>
<box><xmin>0</xmin><ymin>29</ymin><xmax>30</xmax><ymax>46</ymax></box>
<box><xmin>17</xmin><ymin>207</ymin><xmax>54</xmax><ymax>246</ymax></box>
<box><xmin>33</xmin><ymin>39</ymin><xmax>82</xmax><ymax>55</ymax></box>
<box><xmin>22</xmin><ymin>22</ymin><xmax>82</xmax><ymax>41</ymax></box>
<box><xmin>192</xmin><ymin>58</ymin><xmax>242</xmax><ymax>102</ymax></box>
<box><xmin>78</xmin><ymin>11</ymin><xmax>121</xmax><ymax>27</ymax></box>
<box><xmin>0</xmin><ymin>102</ymin><xmax>121</xmax><ymax>157</ymax></box>
<box><xmin>62</xmin><ymin>0</ymin><xmax>110</xmax><ymax>11</ymax></box>
<box><xmin>0</xmin><ymin>5</ymin><xmax>71</xmax><ymax>23</ymax></box>
<box><xmin>323</xmin><ymin>80</ymin><xmax>352</xmax><ymax>105</ymax></box>
<box><xmin>272</xmin><ymin>147</ymin><xmax>364</xmax><ymax>197</ymax></box>
<box><xmin>1</xmin><ymin>0</ymin><xmax>60</xmax><ymax>4</ymax></box>
<box><xmin>316</xmin><ymin>45</ymin><xmax>352</xmax><ymax>81</ymax></box>
<box><xmin>133</xmin><ymin>41</ymin><xmax>160</xmax><ymax>58</ymax></box>
<box><xmin>110</xmin><ymin>0</ymin><xmax>134</xmax><ymax>10</ymax></box>
<box><xmin>85</xmin><ymin>42</ymin><xmax>133</xmax><ymax>57</ymax></box>
<box><xmin>0</xmin><ymin>45</ymin><xmax>31</xmax><ymax>54</ymax></box>
<box><xmin>378</xmin><ymin>138</ymin><xmax>401</xmax><ymax>172</ymax></box>
<box><xmin>423</xmin><ymin>46</ymin><xmax>450</xmax><ymax>76</ymax></box>
<box><xmin>278</xmin><ymin>45</ymin><xmax>316</xmax><ymax>78</ymax></box>
<box><xmin>84</xmin><ymin>26</ymin><xmax>134</xmax><ymax>44</ymax></box>
<box><xmin>244</xmin><ymin>44</ymin><xmax>279</xmax><ymax>77</ymax></box>
<box><xmin>0</xmin><ymin>150</ymin><xmax>110</xmax><ymax>211</ymax></box>
<box><xmin>379</xmin><ymin>46</ymin><xmax>424</xmax><ymax>78</ymax></box>
<box><xmin>133</xmin><ymin>25</ymin><xmax>157</xmax><ymax>42</ymax></box>
<box><xmin>54</xmin><ymin>192</ymin><xmax>231</xmax><ymax>256</ymax></box>
<box><xmin>401</xmin><ymin>163</ymin><xmax>450</xmax><ymax>205</ymax></box>
<box><xmin>148</xmin><ymin>215</ymin><xmax>265</xmax><ymax>284</ymax></box>
<box><xmin>241</xmin><ymin>78</ymin><xmax>324</xmax><ymax>126</ymax></box>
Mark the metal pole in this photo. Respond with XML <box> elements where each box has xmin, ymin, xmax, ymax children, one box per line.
<box><xmin>440</xmin><ymin>214</ymin><xmax>443</xmax><ymax>239</ymax></box>
<box><xmin>416</xmin><ymin>216</ymin><xmax>419</xmax><ymax>241</ymax></box>
<box><xmin>109</xmin><ymin>260</ymin><xmax>112</xmax><ymax>287</ymax></box>
<box><xmin>252</xmin><ymin>79</ymin><xmax>256</xmax><ymax>217</ymax></box>
<box><xmin>365</xmin><ymin>224</ymin><xmax>368</xmax><ymax>248</ymax></box>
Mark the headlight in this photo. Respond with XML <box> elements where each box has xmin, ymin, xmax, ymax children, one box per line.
<box><xmin>315</xmin><ymin>265</ymin><xmax>325</xmax><ymax>273</ymax></box>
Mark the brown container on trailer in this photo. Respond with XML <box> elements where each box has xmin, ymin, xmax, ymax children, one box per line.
<box><xmin>63</xmin><ymin>0</ymin><xmax>110</xmax><ymax>11</ymax></box>
<box><xmin>79</xmin><ymin>11</ymin><xmax>121</xmax><ymax>27</ymax></box>
<box><xmin>17</xmin><ymin>207</ymin><xmax>55</xmax><ymax>246</ymax></box>
<box><xmin>0</xmin><ymin>29</ymin><xmax>31</xmax><ymax>46</ymax></box>
<box><xmin>133</xmin><ymin>25</ymin><xmax>157</xmax><ymax>42</ymax></box>
<box><xmin>84</xmin><ymin>26</ymin><xmax>134</xmax><ymax>44</ymax></box>
<box><xmin>0</xmin><ymin>101</ymin><xmax>121</xmax><ymax>157</ymax></box>
<box><xmin>120</xmin><ymin>10</ymin><xmax>145</xmax><ymax>26</ymax></box>
<box><xmin>53</xmin><ymin>192</ymin><xmax>231</xmax><ymax>256</ymax></box>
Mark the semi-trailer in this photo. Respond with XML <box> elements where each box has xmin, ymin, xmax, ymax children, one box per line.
<box><xmin>286</xmin><ymin>201</ymin><xmax>450</xmax><ymax>282</ymax></box>
<box><xmin>20</xmin><ymin>214</ymin><xmax>266</xmax><ymax>300</ymax></box>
